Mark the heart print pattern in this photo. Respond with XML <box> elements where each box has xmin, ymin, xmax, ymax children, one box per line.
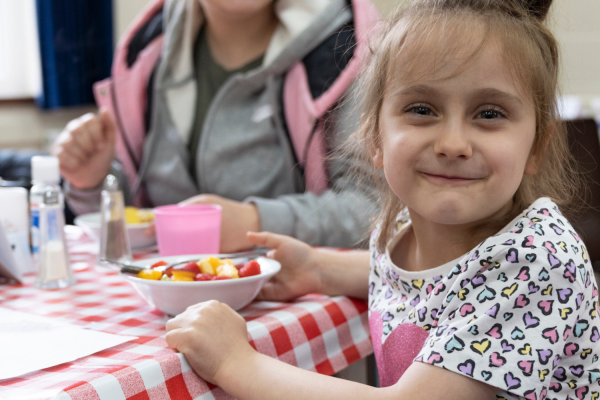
<box><xmin>369</xmin><ymin>198</ymin><xmax>600</xmax><ymax>400</ymax></box>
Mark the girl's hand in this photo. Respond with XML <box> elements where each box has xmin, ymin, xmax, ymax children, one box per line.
<box><xmin>247</xmin><ymin>232</ymin><xmax>323</xmax><ymax>301</ymax></box>
<box><xmin>165</xmin><ymin>301</ymin><xmax>254</xmax><ymax>385</ymax></box>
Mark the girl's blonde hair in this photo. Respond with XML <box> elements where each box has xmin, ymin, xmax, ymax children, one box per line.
<box><xmin>348</xmin><ymin>0</ymin><xmax>582</xmax><ymax>251</ymax></box>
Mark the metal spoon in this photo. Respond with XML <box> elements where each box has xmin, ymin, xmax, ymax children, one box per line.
<box><xmin>98</xmin><ymin>247</ymin><xmax>270</xmax><ymax>275</ymax></box>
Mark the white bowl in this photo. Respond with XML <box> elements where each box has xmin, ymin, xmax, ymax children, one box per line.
<box><xmin>120</xmin><ymin>255</ymin><xmax>281</xmax><ymax>315</ymax></box>
<box><xmin>74</xmin><ymin>212</ymin><xmax>156</xmax><ymax>249</ymax></box>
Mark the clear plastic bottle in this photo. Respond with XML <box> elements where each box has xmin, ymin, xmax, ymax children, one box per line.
<box><xmin>34</xmin><ymin>187</ymin><xmax>74</xmax><ymax>289</ymax></box>
<box><xmin>99</xmin><ymin>175</ymin><xmax>132</xmax><ymax>263</ymax></box>
<box><xmin>30</xmin><ymin>156</ymin><xmax>62</xmax><ymax>270</ymax></box>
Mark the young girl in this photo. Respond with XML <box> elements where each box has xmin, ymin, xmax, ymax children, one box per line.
<box><xmin>165</xmin><ymin>0</ymin><xmax>600</xmax><ymax>399</ymax></box>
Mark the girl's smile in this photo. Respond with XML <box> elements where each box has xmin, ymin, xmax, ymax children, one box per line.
<box><xmin>419</xmin><ymin>171</ymin><xmax>483</xmax><ymax>186</ymax></box>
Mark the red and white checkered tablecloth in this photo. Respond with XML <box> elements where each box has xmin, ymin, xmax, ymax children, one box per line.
<box><xmin>0</xmin><ymin>227</ymin><xmax>372</xmax><ymax>400</ymax></box>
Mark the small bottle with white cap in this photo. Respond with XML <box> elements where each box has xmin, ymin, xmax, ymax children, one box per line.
<box><xmin>30</xmin><ymin>156</ymin><xmax>62</xmax><ymax>270</ymax></box>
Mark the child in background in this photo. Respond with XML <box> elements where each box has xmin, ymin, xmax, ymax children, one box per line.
<box><xmin>165</xmin><ymin>0</ymin><xmax>600</xmax><ymax>399</ymax></box>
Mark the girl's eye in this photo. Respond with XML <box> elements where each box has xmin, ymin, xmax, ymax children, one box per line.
<box><xmin>407</xmin><ymin>105</ymin><xmax>434</xmax><ymax>116</ymax></box>
<box><xmin>476</xmin><ymin>109</ymin><xmax>506</xmax><ymax>120</ymax></box>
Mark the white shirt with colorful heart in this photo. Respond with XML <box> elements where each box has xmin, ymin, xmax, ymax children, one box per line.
<box><xmin>369</xmin><ymin>198</ymin><xmax>600</xmax><ymax>400</ymax></box>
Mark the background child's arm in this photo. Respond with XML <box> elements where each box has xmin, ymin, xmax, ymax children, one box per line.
<box><xmin>248</xmin><ymin>231</ymin><xmax>370</xmax><ymax>300</ymax></box>
<box><xmin>166</xmin><ymin>301</ymin><xmax>498</xmax><ymax>400</ymax></box>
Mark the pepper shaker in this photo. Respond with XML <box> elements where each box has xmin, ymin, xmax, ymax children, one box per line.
<box><xmin>99</xmin><ymin>175</ymin><xmax>132</xmax><ymax>263</ymax></box>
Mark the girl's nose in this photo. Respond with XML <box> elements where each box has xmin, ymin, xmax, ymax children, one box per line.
<box><xmin>433</xmin><ymin>123</ymin><xmax>473</xmax><ymax>160</ymax></box>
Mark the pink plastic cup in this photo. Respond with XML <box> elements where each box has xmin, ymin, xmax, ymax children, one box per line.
<box><xmin>154</xmin><ymin>205</ymin><xmax>222</xmax><ymax>256</ymax></box>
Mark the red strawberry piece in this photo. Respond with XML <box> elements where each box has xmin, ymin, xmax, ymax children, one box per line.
<box><xmin>211</xmin><ymin>276</ymin><xmax>232</xmax><ymax>281</ymax></box>
<box><xmin>150</xmin><ymin>260</ymin><xmax>168</xmax><ymax>269</ymax></box>
<box><xmin>179</xmin><ymin>261</ymin><xmax>200</xmax><ymax>274</ymax></box>
<box><xmin>194</xmin><ymin>273</ymin><xmax>213</xmax><ymax>281</ymax></box>
<box><xmin>239</xmin><ymin>260</ymin><xmax>261</xmax><ymax>278</ymax></box>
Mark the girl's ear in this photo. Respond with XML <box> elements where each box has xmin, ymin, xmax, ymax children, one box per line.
<box><xmin>524</xmin><ymin>151</ymin><xmax>539</xmax><ymax>176</ymax></box>
<box><xmin>372</xmin><ymin>146</ymin><xmax>384</xmax><ymax>169</ymax></box>
<box><xmin>525</xmin><ymin>125</ymin><xmax>552</xmax><ymax>175</ymax></box>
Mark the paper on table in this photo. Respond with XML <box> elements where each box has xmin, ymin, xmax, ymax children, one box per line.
<box><xmin>0</xmin><ymin>308</ymin><xmax>137</xmax><ymax>380</ymax></box>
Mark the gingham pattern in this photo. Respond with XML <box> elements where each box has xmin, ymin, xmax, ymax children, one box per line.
<box><xmin>0</xmin><ymin>228</ymin><xmax>372</xmax><ymax>400</ymax></box>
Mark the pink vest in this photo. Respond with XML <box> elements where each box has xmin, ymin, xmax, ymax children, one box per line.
<box><xmin>93</xmin><ymin>0</ymin><xmax>379</xmax><ymax>207</ymax></box>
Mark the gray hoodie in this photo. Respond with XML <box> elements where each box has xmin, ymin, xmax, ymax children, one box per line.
<box><xmin>66</xmin><ymin>0</ymin><xmax>379</xmax><ymax>248</ymax></box>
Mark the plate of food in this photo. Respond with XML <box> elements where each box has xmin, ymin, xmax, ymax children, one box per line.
<box><xmin>119</xmin><ymin>254</ymin><xmax>281</xmax><ymax>315</ymax></box>
<box><xmin>74</xmin><ymin>207</ymin><xmax>156</xmax><ymax>249</ymax></box>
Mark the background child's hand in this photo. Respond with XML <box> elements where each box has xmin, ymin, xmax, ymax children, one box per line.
<box><xmin>165</xmin><ymin>301</ymin><xmax>253</xmax><ymax>385</ymax></box>
<box><xmin>51</xmin><ymin>109</ymin><xmax>116</xmax><ymax>190</ymax></box>
<box><xmin>247</xmin><ymin>232</ymin><xmax>323</xmax><ymax>302</ymax></box>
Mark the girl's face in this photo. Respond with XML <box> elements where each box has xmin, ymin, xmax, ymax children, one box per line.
<box><xmin>375</xmin><ymin>43</ymin><xmax>538</xmax><ymax>227</ymax></box>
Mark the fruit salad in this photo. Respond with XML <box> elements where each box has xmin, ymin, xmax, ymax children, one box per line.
<box><xmin>136</xmin><ymin>257</ymin><xmax>262</xmax><ymax>281</ymax></box>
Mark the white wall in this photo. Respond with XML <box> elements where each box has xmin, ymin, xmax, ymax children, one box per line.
<box><xmin>550</xmin><ymin>0</ymin><xmax>600</xmax><ymax>103</ymax></box>
<box><xmin>0</xmin><ymin>0</ymin><xmax>41</xmax><ymax>99</ymax></box>
<box><xmin>114</xmin><ymin>0</ymin><xmax>155</xmax><ymax>42</ymax></box>
<box><xmin>115</xmin><ymin>0</ymin><xmax>600</xmax><ymax>102</ymax></box>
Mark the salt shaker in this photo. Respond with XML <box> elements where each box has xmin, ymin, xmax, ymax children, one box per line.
<box><xmin>34</xmin><ymin>187</ymin><xmax>74</xmax><ymax>289</ymax></box>
<box><xmin>99</xmin><ymin>175</ymin><xmax>132</xmax><ymax>263</ymax></box>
